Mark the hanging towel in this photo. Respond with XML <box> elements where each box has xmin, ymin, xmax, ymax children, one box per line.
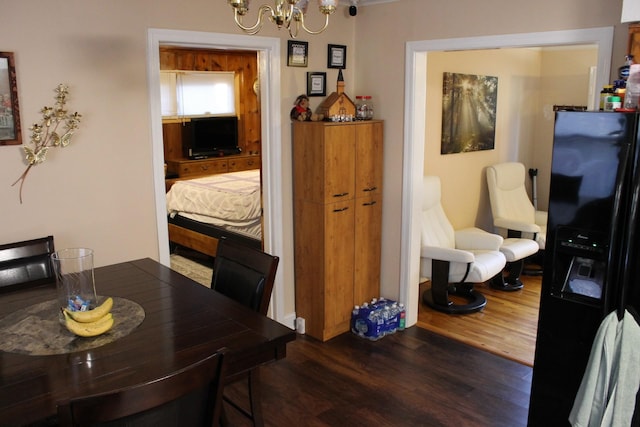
<box><xmin>569</xmin><ymin>309</ymin><xmax>640</xmax><ymax>427</ymax></box>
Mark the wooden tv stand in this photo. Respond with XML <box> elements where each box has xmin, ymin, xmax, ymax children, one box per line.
<box><xmin>165</xmin><ymin>154</ymin><xmax>260</xmax><ymax>191</ymax></box>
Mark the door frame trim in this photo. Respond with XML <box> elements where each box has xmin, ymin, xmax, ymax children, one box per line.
<box><xmin>146</xmin><ymin>29</ymin><xmax>286</xmax><ymax>324</ymax></box>
<box><xmin>400</xmin><ymin>27</ymin><xmax>614</xmax><ymax>327</ymax></box>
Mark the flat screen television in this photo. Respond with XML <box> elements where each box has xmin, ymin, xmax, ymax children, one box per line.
<box><xmin>185</xmin><ymin>116</ymin><xmax>240</xmax><ymax>159</ymax></box>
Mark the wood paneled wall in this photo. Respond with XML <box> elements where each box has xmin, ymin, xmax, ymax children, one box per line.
<box><xmin>628</xmin><ymin>24</ymin><xmax>640</xmax><ymax>68</ymax></box>
<box><xmin>159</xmin><ymin>47</ymin><xmax>260</xmax><ymax>161</ymax></box>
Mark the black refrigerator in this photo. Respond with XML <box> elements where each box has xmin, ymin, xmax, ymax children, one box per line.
<box><xmin>528</xmin><ymin>110</ymin><xmax>640</xmax><ymax>426</ymax></box>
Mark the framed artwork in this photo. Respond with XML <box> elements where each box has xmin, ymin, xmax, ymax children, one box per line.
<box><xmin>307</xmin><ymin>72</ymin><xmax>326</xmax><ymax>97</ymax></box>
<box><xmin>441</xmin><ymin>72</ymin><xmax>497</xmax><ymax>154</ymax></box>
<box><xmin>0</xmin><ymin>52</ymin><xmax>22</xmax><ymax>146</ymax></box>
<box><xmin>327</xmin><ymin>44</ymin><xmax>346</xmax><ymax>69</ymax></box>
<box><xmin>287</xmin><ymin>40</ymin><xmax>308</xmax><ymax>67</ymax></box>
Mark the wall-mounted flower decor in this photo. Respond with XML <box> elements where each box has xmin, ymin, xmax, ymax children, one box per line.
<box><xmin>12</xmin><ymin>84</ymin><xmax>82</xmax><ymax>203</ymax></box>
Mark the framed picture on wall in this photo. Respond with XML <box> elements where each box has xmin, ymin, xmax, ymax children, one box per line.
<box><xmin>441</xmin><ymin>72</ymin><xmax>497</xmax><ymax>154</ymax></box>
<box><xmin>0</xmin><ymin>52</ymin><xmax>22</xmax><ymax>146</ymax></box>
<box><xmin>327</xmin><ymin>44</ymin><xmax>346</xmax><ymax>69</ymax></box>
<box><xmin>307</xmin><ymin>72</ymin><xmax>326</xmax><ymax>97</ymax></box>
<box><xmin>288</xmin><ymin>40</ymin><xmax>309</xmax><ymax>67</ymax></box>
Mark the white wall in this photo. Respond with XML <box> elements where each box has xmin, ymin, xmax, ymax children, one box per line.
<box><xmin>353</xmin><ymin>0</ymin><xmax>629</xmax><ymax>304</ymax></box>
<box><xmin>425</xmin><ymin>46</ymin><xmax>597</xmax><ymax>232</ymax></box>
<box><xmin>0</xmin><ymin>1</ymin><xmax>356</xmax><ymax>327</ymax></box>
<box><xmin>0</xmin><ymin>0</ymin><xmax>630</xmax><ymax>327</ymax></box>
<box><xmin>425</xmin><ymin>48</ymin><xmax>544</xmax><ymax>231</ymax></box>
<box><xmin>533</xmin><ymin>46</ymin><xmax>602</xmax><ymax>211</ymax></box>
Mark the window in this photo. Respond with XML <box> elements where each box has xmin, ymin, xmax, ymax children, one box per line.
<box><xmin>160</xmin><ymin>72</ymin><xmax>177</xmax><ymax>116</ymax></box>
<box><xmin>160</xmin><ymin>71</ymin><xmax>236</xmax><ymax>118</ymax></box>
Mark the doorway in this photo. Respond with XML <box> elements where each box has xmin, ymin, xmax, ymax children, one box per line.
<box><xmin>399</xmin><ymin>27</ymin><xmax>614</xmax><ymax>332</ymax></box>
<box><xmin>146</xmin><ymin>29</ymin><xmax>288</xmax><ymax>324</ymax></box>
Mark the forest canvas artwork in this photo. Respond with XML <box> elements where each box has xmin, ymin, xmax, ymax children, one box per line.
<box><xmin>441</xmin><ymin>72</ymin><xmax>498</xmax><ymax>154</ymax></box>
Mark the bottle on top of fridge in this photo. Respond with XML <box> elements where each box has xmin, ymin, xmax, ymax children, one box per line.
<box><xmin>623</xmin><ymin>64</ymin><xmax>640</xmax><ymax>110</ymax></box>
<box><xmin>600</xmin><ymin>85</ymin><xmax>614</xmax><ymax>110</ymax></box>
<box><xmin>619</xmin><ymin>54</ymin><xmax>634</xmax><ymax>81</ymax></box>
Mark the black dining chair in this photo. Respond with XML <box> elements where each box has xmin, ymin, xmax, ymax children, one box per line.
<box><xmin>210</xmin><ymin>238</ymin><xmax>279</xmax><ymax>427</ymax></box>
<box><xmin>56</xmin><ymin>348</ymin><xmax>227</xmax><ymax>427</ymax></box>
<box><xmin>0</xmin><ymin>236</ymin><xmax>55</xmax><ymax>293</ymax></box>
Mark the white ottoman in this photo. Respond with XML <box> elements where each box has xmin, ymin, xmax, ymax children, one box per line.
<box><xmin>492</xmin><ymin>238</ymin><xmax>539</xmax><ymax>291</ymax></box>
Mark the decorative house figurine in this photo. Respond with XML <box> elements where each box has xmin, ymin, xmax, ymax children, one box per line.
<box><xmin>317</xmin><ymin>69</ymin><xmax>356</xmax><ymax>120</ymax></box>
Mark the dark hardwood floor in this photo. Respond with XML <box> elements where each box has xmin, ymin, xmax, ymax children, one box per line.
<box><xmin>173</xmin><ymin>246</ymin><xmax>536</xmax><ymax>426</ymax></box>
<box><xmin>417</xmin><ymin>273</ymin><xmax>541</xmax><ymax>366</ymax></box>
<box><xmin>223</xmin><ymin>327</ymin><xmax>532</xmax><ymax>427</ymax></box>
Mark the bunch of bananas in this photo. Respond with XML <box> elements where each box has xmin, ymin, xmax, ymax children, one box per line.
<box><xmin>63</xmin><ymin>297</ymin><xmax>114</xmax><ymax>337</ymax></box>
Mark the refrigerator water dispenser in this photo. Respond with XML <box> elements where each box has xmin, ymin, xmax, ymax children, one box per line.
<box><xmin>562</xmin><ymin>256</ymin><xmax>604</xmax><ymax>300</ymax></box>
<box><xmin>550</xmin><ymin>226</ymin><xmax>608</xmax><ymax>305</ymax></box>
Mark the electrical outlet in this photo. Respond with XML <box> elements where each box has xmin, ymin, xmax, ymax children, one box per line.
<box><xmin>295</xmin><ymin>317</ymin><xmax>305</xmax><ymax>334</ymax></box>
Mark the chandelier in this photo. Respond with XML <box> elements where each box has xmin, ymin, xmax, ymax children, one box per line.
<box><xmin>227</xmin><ymin>0</ymin><xmax>337</xmax><ymax>38</ymax></box>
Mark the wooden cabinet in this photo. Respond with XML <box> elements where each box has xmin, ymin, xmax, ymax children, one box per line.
<box><xmin>228</xmin><ymin>156</ymin><xmax>260</xmax><ymax>172</ymax></box>
<box><xmin>168</xmin><ymin>157</ymin><xmax>229</xmax><ymax>178</ymax></box>
<box><xmin>293</xmin><ymin>120</ymin><xmax>383</xmax><ymax>341</ymax></box>
<box><xmin>165</xmin><ymin>155</ymin><xmax>260</xmax><ymax>191</ymax></box>
<box><xmin>629</xmin><ymin>23</ymin><xmax>640</xmax><ymax>64</ymax></box>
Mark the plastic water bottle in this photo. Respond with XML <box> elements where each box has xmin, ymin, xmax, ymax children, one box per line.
<box><xmin>624</xmin><ymin>64</ymin><xmax>640</xmax><ymax>110</ymax></box>
<box><xmin>380</xmin><ymin>305</ymin><xmax>396</xmax><ymax>336</ymax></box>
<box><xmin>619</xmin><ymin>54</ymin><xmax>634</xmax><ymax>81</ymax></box>
<box><xmin>353</xmin><ymin>303</ymin><xmax>370</xmax><ymax>338</ymax></box>
<box><xmin>366</xmin><ymin>306</ymin><xmax>382</xmax><ymax>341</ymax></box>
<box><xmin>353</xmin><ymin>297</ymin><xmax>404</xmax><ymax>340</ymax></box>
<box><xmin>350</xmin><ymin>305</ymin><xmax>360</xmax><ymax>334</ymax></box>
<box><xmin>385</xmin><ymin>305</ymin><xmax>397</xmax><ymax>335</ymax></box>
<box><xmin>398</xmin><ymin>303</ymin><xmax>406</xmax><ymax>331</ymax></box>
<box><xmin>391</xmin><ymin>303</ymin><xmax>401</xmax><ymax>333</ymax></box>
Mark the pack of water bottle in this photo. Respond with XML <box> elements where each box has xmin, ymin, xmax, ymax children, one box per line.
<box><xmin>351</xmin><ymin>297</ymin><xmax>406</xmax><ymax>341</ymax></box>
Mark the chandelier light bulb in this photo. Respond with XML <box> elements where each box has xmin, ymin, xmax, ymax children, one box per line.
<box><xmin>297</xmin><ymin>0</ymin><xmax>310</xmax><ymax>14</ymax></box>
<box><xmin>318</xmin><ymin>0</ymin><xmax>337</xmax><ymax>14</ymax></box>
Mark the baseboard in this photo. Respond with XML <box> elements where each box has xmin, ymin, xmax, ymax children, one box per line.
<box><xmin>282</xmin><ymin>312</ymin><xmax>297</xmax><ymax>331</ymax></box>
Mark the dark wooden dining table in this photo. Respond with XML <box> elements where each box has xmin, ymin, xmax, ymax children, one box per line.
<box><xmin>0</xmin><ymin>258</ymin><xmax>296</xmax><ymax>426</ymax></box>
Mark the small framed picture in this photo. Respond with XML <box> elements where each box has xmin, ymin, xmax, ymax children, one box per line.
<box><xmin>327</xmin><ymin>44</ymin><xmax>346</xmax><ymax>69</ymax></box>
<box><xmin>307</xmin><ymin>72</ymin><xmax>326</xmax><ymax>97</ymax></box>
<box><xmin>287</xmin><ymin>40</ymin><xmax>308</xmax><ymax>67</ymax></box>
<box><xmin>0</xmin><ymin>52</ymin><xmax>22</xmax><ymax>146</ymax></box>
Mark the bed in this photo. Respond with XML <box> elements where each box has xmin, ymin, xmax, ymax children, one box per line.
<box><xmin>166</xmin><ymin>169</ymin><xmax>263</xmax><ymax>257</ymax></box>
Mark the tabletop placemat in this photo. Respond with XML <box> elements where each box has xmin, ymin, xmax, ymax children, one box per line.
<box><xmin>0</xmin><ymin>296</ymin><xmax>145</xmax><ymax>356</ymax></box>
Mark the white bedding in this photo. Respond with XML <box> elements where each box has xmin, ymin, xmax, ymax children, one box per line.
<box><xmin>166</xmin><ymin>169</ymin><xmax>262</xmax><ymax>231</ymax></box>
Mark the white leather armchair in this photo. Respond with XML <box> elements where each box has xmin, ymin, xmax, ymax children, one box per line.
<box><xmin>420</xmin><ymin>176</ymin><xmax>506</xmax><ymax>314</ymax></box>
<box><xmin>486</xmin><ymin>162</ymin><xmax>547</xmax><ymax>250</ymax></box>
<box><xmin>486</xmin><ymin>162</ymin><xmax>547</xmax><ymax>282</ymax></box>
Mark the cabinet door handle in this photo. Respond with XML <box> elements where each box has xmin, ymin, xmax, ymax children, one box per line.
<box><xmin>362</xmin><ymin>201</ymin><xmax>377</xmax><ymax>206</ymax></box>
<box><xmin>333</xmin><ymin>207</ymin><xmax>349</xmax><ymax>213</ymax></box>
<box><xmin>200</xmin><ymin>165</ymin><xmax>209</xmax><ymax>171</ymax></box>
<box><xmin>362</xmin><ymin>186</ymin><xmax>378</xmax><ymax>192</ymax></box>
<box><xmin>332</xmin><ymin>192</ymin><xmax>349</xmax><ymax>198</ymax></box>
